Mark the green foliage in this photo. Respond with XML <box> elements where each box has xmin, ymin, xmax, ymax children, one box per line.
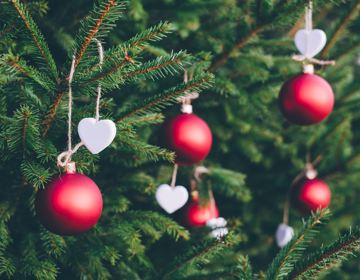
<box><xmin>0</xmin><ymin>0</ymin><xmax>360</xmax><ymax>279</ymax></box>
<box><xmin>289</xmin><ymin>228</ymin><xmax>360</xmax><ymax>279</ymax></box>
<box><xmin>266</xmin><ymin>209</ymin><xmax>331</xmax><ymax>280</ymax></box>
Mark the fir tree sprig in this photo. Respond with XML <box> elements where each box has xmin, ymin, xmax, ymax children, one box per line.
<box><xmin>117</xmin><ymin>73</ymin><xmax>214</xmax><ymax>122</ymax></box>
<box><xmin>73</xmin><ymin>0</ymin><xmax>127</xmax><ymax>70</ymax></box>
<box><xmin>286</xmin><ymin>228</ymin><xmax>360</xmax><ymax>280</ymax></box>
<box><xmin>125</xmin><ymin>210</ymin><xmax>190</xmax><ymax>241</ymax></box>
<box><xmin>160</xmin><ymin>234</ymin><xmax>235</xmax><ymax>280</ymax></box>
<box><xmin>20</xmin><ymin>161</ymin><xmax>52</xmax><ymax>190</ymax></box>
<box><xmin>266</xmin><ymin>209</ymin><xmax>331</xmax><ymax>280</ymax></box>
<box><xmin>10</xmin><ymin>0</ymin><xmax>58</xmax><ymax>79</ymax></box>
<box><xmin>0</xmin><ymin>54</ymin><xmax>56</xmax><ymax>91</ymax></box>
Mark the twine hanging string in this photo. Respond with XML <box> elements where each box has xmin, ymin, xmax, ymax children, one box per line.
<box><xmin>57</xmin><ymin>39</ymin><xmax>105</xmax><ymax>168</ymax></box>
<box><xmin>170</xmin><ymin>163</ymin><xmax>179</xmax><ymax>188</ymax></box>
<box><xmin>305</xmin><ymin>0</ymin><xmax>313</xmax><ymax>31</ymax></box>
<box><xmin>292</xmin><ymin>0</ymin><xmax>335</xmax><ymax>67</ymax></box>
<box><xmin>94</xmin><ymin>38</ymin><xmax>104</xmax><ymax>121</ymax></box>
<box><xmin>282</xmin><ymin>154</ymin><xmax>322</xmax><ymax>225</ymax></box>
<box><xmin>179</xmin><ymin>70</ymin><xmax>199</xmax><ymax>113</ymax></box>
<box><xmin>57</xmin><ymin>56</ymin><xmax>84</xmax><ymax>168</ymax></box>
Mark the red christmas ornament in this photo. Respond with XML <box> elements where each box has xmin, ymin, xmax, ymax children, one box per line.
<box><xmin>184</xmin><ymin>192</ymin><xmax>219</xmax><ymax>227</ymax></box>
<box><xmin>160</xmin><ymin>113</ymin><xmax>212</xmax><ymax>165</ymax></box>
<box><xmin>292</xmin><ymin>178</ymin><xmax>331</xmax><ymax>214</ymax></box>
<box><xmin>35</xmin><ymin>164</ymin><xmax>103</xmax><ymax>235</ymax></box>
<box><xmin>279</xmin><ymin>73</ymin><xmax>334</xmax><ymax>125</ymax></box>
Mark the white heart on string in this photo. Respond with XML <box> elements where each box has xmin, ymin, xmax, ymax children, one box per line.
<box><xmin>78</xmin><ymin>118</ymin><xmax>117</xmax><ymax>154</ymax></box>
<box><xmin>276</xmin><ymin>223</ymin><xmax>294</xmax><ymax>248</ymax></box>
<box><xmin>294</xmin><ymin>29</ymin><xmax>327</xmax><ymax>58</ymax></box>
<box><xmin>155</xmin><ymin>184</ymin><xmax>189</xmax><ymax>214</ymax></box>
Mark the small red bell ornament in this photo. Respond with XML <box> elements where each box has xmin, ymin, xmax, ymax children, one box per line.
<box><xmin>279</xmin><ymin>65</ymin><xmax>334</xmax><ymax>125</ymax></box>
<box><xmin>35</xmin><ymin>162</ymin><xmax>103</xmax><ymax>235</ymax></box>
<box><xmin>184</xmin><ymin>191</ymin><xmax>219</xmax><ymax>227</ymax></box>
<box><xmin>160</xmin><ymin>107</ymin><xmax>212</xmax><ymax>165</ymax></box>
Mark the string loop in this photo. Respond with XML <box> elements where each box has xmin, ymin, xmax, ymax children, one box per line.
<box><xmin>56</xmin><ymin>38</ymin><xmax>105</xmax><ymax>169</ymax></box>
<box><xmin>93</xmin><ymin>38</ymin><xmax>104</xmax><ymax>121</ymax></box>
<box><xmin>305</xmin><ymin>0</ymin><xmax>313</xmax><ymax>31</ymax></box>
<box><xmin>178</xmin><ymin>70</ymin><xmax>199</xmax><ymax>113</ymax></box>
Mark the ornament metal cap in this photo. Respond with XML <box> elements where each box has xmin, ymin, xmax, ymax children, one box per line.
<box><xmin>65</xmin><ymin>162</ymin><xmax>76</xmax><ymax>174</ymax></box>
<box><xmin>181</xmin><ymin>104</ymin><xmax>193</xmax><ymax>114</ymax></box>
<box><xmin>303</xmin><ymin>64</ymin><xmax>314</xmax><ymax>74</ymax></box>
<box><xmin>305</xmin><ymin>163</ymin><xmax>318</xmax><ymax>179</ymax></box>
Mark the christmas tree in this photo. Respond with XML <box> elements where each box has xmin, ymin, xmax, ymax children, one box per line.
<box><xmin>1</xmin><ymin>0</ymin><xmax>360</xmax><ymax>279</ymax></box>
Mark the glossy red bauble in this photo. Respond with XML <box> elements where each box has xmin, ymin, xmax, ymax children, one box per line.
<box><xmin>160</xmin><ymin>113</ymin><xmax>212</xmax><ymax>165</ymax></box>
<box><xmin>292</xmin><ymin>178</ymin><xmax>331</xmax><ymax>214</ymax></box>
<box><xmin>35</xmin><ymin>172</ymin><xmax>103</xmax><ymax>235</ymax></box>
<box><xmin>184</xmin><ymin>196</ymin><xmax>219</xmax><ymax>227</ymax></box>
<box><xmin>279</xmin><ymin>73</ymin><xmax>334</xmax><ymax>125</ymax></box>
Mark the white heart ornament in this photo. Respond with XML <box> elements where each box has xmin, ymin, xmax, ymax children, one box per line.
<box><xmin>155</xmin><ymin>184</ymin><xmax>189</xmax><ymax>214</ymax></box>
<box><xmin>276</xmin><ymin>223</ymin><xmax>294</xmax><ymax>248</ymax></box>
<box><xmin>294</xmin><ymin>29</ymin><xmax>327</xmax><ymax>58</ymax></box>
<box><xmin>78</xmin><ymin>118</ymin><xmax>117</xmax><ymax>154</ymax></box>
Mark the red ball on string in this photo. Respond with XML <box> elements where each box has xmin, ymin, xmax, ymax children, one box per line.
<box><xmin>279</xmin><ymin>73</ymin><xmax>334</xmax><ymax>125</ymax></box>
<box><xmin>184</xmin><ymin>193</ymin><xmax>219</xmax><ymax>227</ymax></box>
<box><xmin>35</xmin><ymin>164</ymin><xmax>103</xmax><ymax>235</ymax></box>
<box><xmin>292</xmin><ymin>178</ymin><xmax>331</xmax><ymax>214</ymax></box>
<box><xmin>160</xmin><ymin>113</ymin><xmax>212</xmax><ymax>165</ymax></box>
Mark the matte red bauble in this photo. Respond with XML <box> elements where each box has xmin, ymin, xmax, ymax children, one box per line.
<box><xmin>185</xmin><ymin>194</ymin><xmax>219</xmax><ymax>227</ymax></box>
<box><xmin>292</xmin><ymin>178</ymin><xmax>331</xmax><ymax>214</ymax></box>
<box><xmin>160</xmin><ymin>113</ymin><xmax>212</xmax><ymax>165</ymax></box>
<box><xmin>279</xmin><ymin>73</ymin><xmax>334</xmax><ymax>125</ymax></box>
<box><xmin>35</xmin><ymin>171</ymin><xmax>103</xmax><ymax>235</ymax></box>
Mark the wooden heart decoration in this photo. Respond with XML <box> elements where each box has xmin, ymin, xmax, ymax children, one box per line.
<box><xmin>155</xmin><ymin>184</ymin><xmax>189</xmax><ymax>214</ymax></box>
<box><xmin>276</xmin><ymin>223</ymin><xmax>294</xmax><ymax>248</ymax></box>
<box><xmin>294</xmin><ymin>29</ymin><xmax>327</xmax><ymax>58</ymax></box>
<box><xmin>78</xmin><ymin>118</ymin><xmax>117</xmax><ymax>154</ymax></box>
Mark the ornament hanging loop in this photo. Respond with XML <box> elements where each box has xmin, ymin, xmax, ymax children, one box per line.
<box><xmin>179</xmin><ymin>70</ymin><xmax>199</xmax><ymax>114</ymax></box>
<box><xmin>305</xmin><ymin>0</ymin><xmax>313</xmax><ymax>31</ymax></box>
<box><xmin>194</xmin><ymin>166</ymin><xmax>209</xmax><ymax>181</ymax></box>
<box><xmin>170</xmin><ymin>163</ymin><xmax>179</xmax><ymax>188</ymax></box>
<box><xmin>56</xmin><ymin>55</ymin><xmax>84</xmax><ymax>169</ymax></box>
<box><xmin>93</xmin><ymin>38</ymin><xmax>104</xmax><ymax>121</ymax></box>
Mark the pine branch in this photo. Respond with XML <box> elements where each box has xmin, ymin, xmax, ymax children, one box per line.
<box><xmin>73</xmin><ymin>0</ymin><xmax>126</xmax><ymax>70</ymax></box>
<box><xmin>209</xmin><ymin>1</ymin><xmax>306</xmax><ymax>72</ymax></box>
<box><xmin>42</xmin><ymin>90</ymin><xmax>64</xmax><ymax>137</ymax></box>
<box><xmin>116</xmin><ymin>73</ymin><xmax>214</xmax><ymax>122</ymax></box>
<box><xmin>125</xmin><ymin>21</ymin><xmax>173</xmax><ymax>50</ymax></box>
<box><xmin>265</xmin><ymin>209</ymin><xmax>331</xmax><ymax>280</ymax></box>
<box><xmin>287</xmin><ymin>228</ymin><xmax>360</xmax><ymax>280</ymax></box>
<box><xmin>321</xmin><ymin>1</ymin><xmax>360</xmax><ymax>58</ymax></box>
<box><xmin>204</xmin><ymin>167</ymin><xmax>251</xmax><ymax>203</ymax></box>
<box><xmin>20</xmin><ymin>161</ymin><xmax>51</xmax><ymax>190</ymax></box>
<box><xmin>80</xmin><ymin>22</ymin><xmax>173</xmax><ymax>83</ymax></box>
<box><xmin>5</xmin><ymin>105</ymin><xmax>41</xmax><ymax>154</ymax></box>
<box><xmin>125</xmin><ymin>211</ymin><xmax>190</xmax><ymax>241</ymax></box>
<box><xmin>1</xmin><ymin>55</ymin><xmax>55</xmax><ymax>91</ymax></box>
<box><xmin>10</xmin><ymin>0</ymin><xmax>58</xmax><ymax>79</ymax></box>
<box><xmin>160</xmin><ymin>235</ymin><xmax>235</xmax><ymax>280</ymax></box>
<box><xmin>209</xmin><ymin>25</ymin><xmax>266</xmax><ymax>72</ymax></box>
<box><xmin>125</xmin><ymin>113</ymin><xmax>164</xmax><ymax>127</ymax></box>
<box><xmin>77</xmin><ymin>50</ymin><xmax>189</xmax><ymax>95</ymax></box>
<box><xmin>118</xmin><ymin>136</ymin><xmax>175</xmax><ymax>164</ymax></box>
<box><xmin>123</xmin><ymin>51</ymin><xmax>189</xmax><ymax>80</ymax></box>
